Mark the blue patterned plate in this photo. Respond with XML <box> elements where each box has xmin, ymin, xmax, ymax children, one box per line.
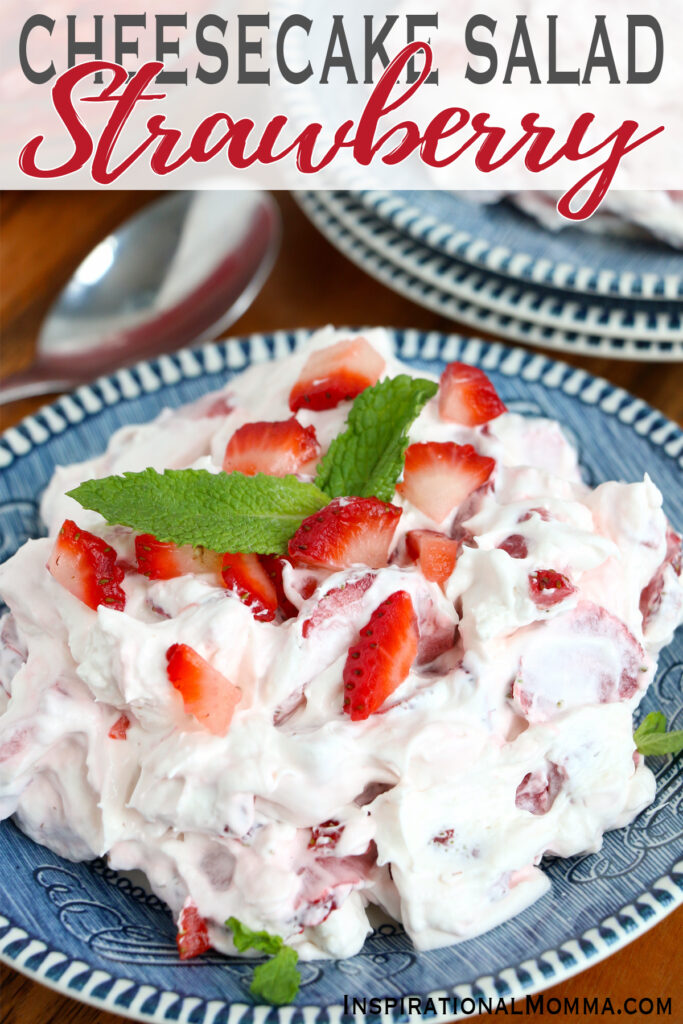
<box><xmin>313</xmin><ymin>192</ymin><xmax>683</xmax><ymax>347</ymax></box>
<box><xmin>296</xmin><ymin>194</ymin><xmax>683</xmax><ymax>363</ymax></box>
<box><xmin>1</xmin><ymin>330</ymin><xmax>681</xmax><ymax>1022</ymax></box>
<box><xmin>357</xmin><ymin>191</ymin><xmax>683</xmax><ymax>302</ymax></box>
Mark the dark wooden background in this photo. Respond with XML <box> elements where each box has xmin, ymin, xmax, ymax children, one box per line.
<box><xmin>0</xmin><ymin>191</ymin><xmax>681</xmax><ymax>1022</ymax></box>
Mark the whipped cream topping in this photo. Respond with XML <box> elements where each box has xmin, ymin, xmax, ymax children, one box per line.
<box><xmin>1</xmin><ymin>327</ymin><xmax>681</xmax><ymax>960</ymax></box>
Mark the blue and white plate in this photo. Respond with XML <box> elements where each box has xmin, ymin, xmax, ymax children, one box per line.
<box><xmin>357</xmin><ymin>191</ymin><xmax>683</xmax><ymax>302</ymax></box>
<box><xmin>296</xmin><ymin>193</ymin><xmax>683</xmax><ymax>362</ymax></box>
<box><xmin>314</xmin><ymin>192</ymin><xmax>683</xmax><ymax>346</ymax></box>
<box><xmin>1</xmin><ymin>329</ymin><xmax>682</xmax><ymax>1023</ymax></box>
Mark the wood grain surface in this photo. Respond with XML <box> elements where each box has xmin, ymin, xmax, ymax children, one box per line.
<box><xmin>0</xmin><ymin>190</ymin><xmax>681</xmax><ymax>1023</ymax></box>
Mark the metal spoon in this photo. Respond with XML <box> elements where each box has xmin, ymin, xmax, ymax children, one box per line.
<box><xmin>0</xmin><ymin>190</ymin><xmax>281</xmax><ymax>405</ymax></box>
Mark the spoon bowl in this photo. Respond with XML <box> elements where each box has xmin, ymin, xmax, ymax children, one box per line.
<box><xmin>0</xmin><ymin>191</ymin><xmax>281</xmax><ymax>404</ymax></box>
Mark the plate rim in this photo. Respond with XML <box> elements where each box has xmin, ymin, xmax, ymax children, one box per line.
<box><xmin>356</xmin><ymin>190</ymin><xmax>683</xmax><ymax>303</ymax></box>
<box><xmin>1</xmin><ymin>326</ymin><xmax>682</xmax><ymax>1024</ymax></box>
<box><xmin>294</xmin><ymin>192</ymin><xmax>683</xmax><ymax>363</ymax></box>
<box><xmin>312</xmin><ymin>191</ymin><xmax>683</xmax><ymax>344</ymax></box>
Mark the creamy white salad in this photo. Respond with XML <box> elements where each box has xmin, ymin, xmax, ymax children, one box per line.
<box><xmin>0</xmin><ymin>328</ymin><xmax>681</xmax><ymax>968</ymax></box>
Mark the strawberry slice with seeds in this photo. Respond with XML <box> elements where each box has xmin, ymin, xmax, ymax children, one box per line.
<box><xmin>166</xmin><ymin>643</ymin><xmax>241</xmax><ymax>735</ymax></box>
<box><xmin>405</xmin><ymin>530</ymin><xmax>458</xmax><ymax>589</ymax></box>
<box><xmin>259</xmin><ymin>554</ymin><xmax>299</xmax><ymax>619</ymax></box>
<box><xmin>398</xmin><ymin>443</ymin><xmax>495</xmax><ymax>523</ymax></box>
<box><xmin>135</xmin><ymin>535</ymin><xmax>223</xmax><ymax>581</ymax></box>
<box><xmin>302</xmin><ymin>573</ymin><xmax>376</xmax><ymax>637</ymax></box>
<box><xmin>108</xmin><ymin>713</ymin><xmax>130</xmax><ymax>740</ymax></box>
<box><xmin>438</xmin><ymin>362</ymin><xmax>506</xmax><ymax>426</ymax></box>
<box><xmin>222</xmin><ymin>417</ymin><xmax>320</xmax><ymax>476</ymax></box>
<box><xmin>288</xmin><ymin>497</ymin><xmax>401</xmax><ymax>571</ymax></box>
<box><xmin>289</xmin><ymin>338</ymin><xmax>385</xmax><ymax>412</ymax></box>
<box><xmin>529</xmin><ymin>569</ymin><xmax>575</xmax><ymax>607</ymax></box>
<box><xmin>176</xmin><ymin>900</ymin><xmax>211</xmax><ymax>960</ymax></box>
<box><xmin>47</xmin><ymin>519</ymin><xmax>126</xmax><ymax>612</ymax></box>
<box><xmin>221</xmin><ymin>552</ymin><xmax>278</xmax><ymax>622</ymax></box>
<box><xmin>343</xmin><ymin>590</ymin><xmax>418</xmax><ymax>720</ymax></box>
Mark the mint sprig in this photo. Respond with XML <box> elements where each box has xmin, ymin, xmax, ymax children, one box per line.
<box><xmin>226</xmin><ymin>917</ymin><xmax>300</xmax><ymax>1004</ymax></box>
<box><xmin>634</xmin><ymin>712</ymin><xmax>683</xmax><ymax>756</ymax></box>
<box><xmin>68</xmin><ymin>469</ymin><xmax>328</xmax><ymax>555</ymax></box>
<box><xmin>67</xmin><ymin>372</ymin><xmax>439</xmax><ymax>553</ymax></box>
<box><xmin>228</xmin><ymin>916</ymin><xmax>283</xmax><ymax>956</ymax></box>
<box><xmin>315</xmin><ymin>374</ymin><xmax>438</xmax><ymax>502</ymax></box>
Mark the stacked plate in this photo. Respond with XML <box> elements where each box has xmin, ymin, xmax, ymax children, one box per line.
<box><xmin>295</xmin><ymin>190</ymin><xmax>683</xmax><ymax>361</ymax></box>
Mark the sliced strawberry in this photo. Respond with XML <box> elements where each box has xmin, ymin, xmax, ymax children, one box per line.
<box><xmin>289</xmin><ymin>337</ymin><xmax>385</xmax><ymax>412</ymax></box>
<box><xmin>135</xmin><ymin>534</ymin><xmax>223</xmax><ymax>581</ymax></box>
<box><xmin>259</xmin><ymin>555</ymin><xmax>299</xmax><ymax>619</ymax></box>
<box><xmin>515</xmin><ymin>763</ymin><xmax>566</xmax><ymax>815</ymax></box>
<box><xmin>343</xmin><ymin>590</ymin><xmax>418</xmax><ymax>720</ymax></box>
<box><xmin>108</xmin><ymin>713</ymin><xmax>130</xmax><ymax>740</ymax></box>
<box><xmin>498</xmin><ymin>534</ymin><xmax>528</xmax><ymax>559</ymax></box>
<box><xmin>514</xmin><ymin>601</ymin><xmax>646</xmax><ymax>722</ymax></box>
<box><xmin>176</xmin><ymin>900</ymin><xmax>211</xmax><ymax>960</ymax></box>
<box><xmin>405</xmin><ymin>530</ymin><xmax>458</xmax><ymax>588</ymax></box>
<box><xmin>309</xmin><ymin>820</ymin><xmax>344</xmax><ymax>853</ymax></box>
<box><xmin>640</xmin><ymin>524</ymin><xmax>682</xmax><ymax>628</ymax></box>
<box><xmin>222</xmin><ymin>417</ymin><xmax>320</xmax><ymax>476</ymax></box>
<box><xmin>529</xmin><ymin>569</ymin><xmax>575</xmax><ymax>608</ymax></box>
<box><xmin>302</xmin><ymin>573</ymin><xmax>376</xmax><ymax>637</ymax></box>
<box><xmin>398</xmin><ymin>443</ymin><xmax>495</xmax><ymax>523</ymax></box>
<box><xmin>166</xmin><ymin>643</ymin><xmax>241</xmax><ymax>735</ymax></box>
<box><xmin>431</xmin><ymin>828</ymin><xmax>455</xmax><ymax>846</ymax></box>
<box><xmin>47</xmin><ymin>519</ymin><xmax>126</xmax><ymax>612</ymax></box>
<box><xmin>288</xmin><ymin>497</ymin><xmax>401</xmax><ymax>571</ymax></box>
<box><xmin>221</xmin><ymin>552</ymin><xmax>278</xmax><ymax>622</ymax></box>
<box><xmin>438</xmin><ymin>362</ymin><xmax>506</xmax><ymax>426</ymax></box>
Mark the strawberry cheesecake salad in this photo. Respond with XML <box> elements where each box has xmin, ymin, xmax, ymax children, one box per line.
<box><xmin>0</xmin><ymin>328</ymin><xmax>682</xmax><ymax>979</ymax></box>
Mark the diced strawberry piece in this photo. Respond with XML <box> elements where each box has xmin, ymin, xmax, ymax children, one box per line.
<box><xmin>289</xmin><ymin>497</ymin><xmax>401</xmax><ymax>571</ymax></box>
<box><xmin>221</xmin><ymin>552</ymin><xmax>278</xmax><ymax>622</ymax></box>
<box><xmin>47</xmin><ymin>519</ymin><xmax>126</xmax><ymax>612</ymax></box>
<box><xmin>176</xmin><ymin>900</ymin><xmax>211</xmax><ymax>960</ymax></box>
<box><xmin>309</xmin><ymin>820</ymin><xmax>344</xmax><ymax>853</ymax></box>
<box><xmin>135</xmin><ymin>534</ymin><xmax>223</xmax><ymax>581</ymax></box>
<box><xmin>302</xmin><ymin>573</ymin><xmax>376</xmax><ymax>637</ymax></box>
<box><xmin>204</xmin><ymin>395</ymin><xmax>234</xmax><ymax>417</ymax></box>
<box><xmin>515</xmin><ymin>763</ymin><xmax>566</xmax><ymax>815</ymax></box>
<box><xmin>405</xmin><ymin>530</ymin><xmax>458</xmax><ymax>588</ymax></box>
<box><xmin>343</xmin><ymin>591</ymin><xmax>418</xmax><ymax>720</ymax></box>
<box><xmin>438</xmin><ymin>361</ymin><xmax>507</xmax><ymax>426</ymax></box>
<box><xmin>519</xmin><ymin>507</ymin><xmax>551</xmax><ymax>523</ymax></box>
<box><xmin>398</xmin><ymin>443</ymin><xmax>495</xmax><ymax>523</ymax></box>
<box><xmin>108</xmin><ymin>713</ymin><xmax>130</xmax><ymax>740</ymax></box>
<box><xmin>166</xmin><ymin>643</ymin><xmax>241</xmax><ymax>735</ymax></box>
<box><xmin>498</xmin><ymin>534</ymin><xmax>528</xmax><ymax>559</ymax></box>
<box><xmin>259</xmin><ymin>555</ymin><xmax>299</xmax><ymax>619</ymax></box>
<box><xmin>222</xmin><ymin>417</ymin><xmax>320</xmax><ymax>476</ymax></box>
<box><xmin>640</xmin><ymin>525</ymin><xmax>682</xmax><ymax>628</ymax></box>
<box><xmin>431</xmin><ymin>828</ymin><xmax>454</xmax><ymax>846</ymax></box>
<box><xmin>529</xmin><ymin>569</ymin><xmax>575</xmax><ymax>607</ymax></box>
<box><xmin>289</xmin><ymin>338</ymin><xmax>385</xmax><ymax>412</ymax></box>
<box><xmin>513</xmin><ymin>601</ymin><xmax>647</xmax><ymax>722</ymax></box>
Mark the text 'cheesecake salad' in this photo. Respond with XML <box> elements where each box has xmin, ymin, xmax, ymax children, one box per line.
<box><xmin>1</xmin><ymin>328</ymin><xmax>682</xmax><ymax>997</ymax></box>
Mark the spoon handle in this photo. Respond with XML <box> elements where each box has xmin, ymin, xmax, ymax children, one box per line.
<box><xmin>0</xmin><ymin>366</ymin><xmax>75</xmax><ymax>406</ymax></box>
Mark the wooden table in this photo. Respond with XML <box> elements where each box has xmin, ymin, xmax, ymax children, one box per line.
<box><xmin>0</xmin><ymin>191</ymin><xmax>681</xmax><ymax>1022</ymax></box>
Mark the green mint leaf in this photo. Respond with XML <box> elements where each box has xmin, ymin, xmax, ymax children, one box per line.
<box><xmin>634</xmin><ymin>712</ymin><xmax>683</xmax><ymax>756</ymax></box>
<box><xmin>250</xmin><ymin>946</ymin><xmax>300</xmax><ymax>1005</ymax></box>
<box><xmin>68</xmin><ymin>469</ymin><xmax>329</xmax><ymax>555</ymax></box>
<box><xmin>315</xmin><ymin>374</ymin><xmax>438</xmax><ymax>502</ymax></box>
<box><xmin>226</xmin><ymin>919</ymin><xmax>300</xmax><ymax>1005</ymax></box>
<box><xmin>634</xmin><ymin>711</ymin><xmax>667</xmax><ymax>743</ymax></box>
<box><xmin>226</xmin><ymin>917</ymin><xmax>282</xmax><ymax>956</ymax></box>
